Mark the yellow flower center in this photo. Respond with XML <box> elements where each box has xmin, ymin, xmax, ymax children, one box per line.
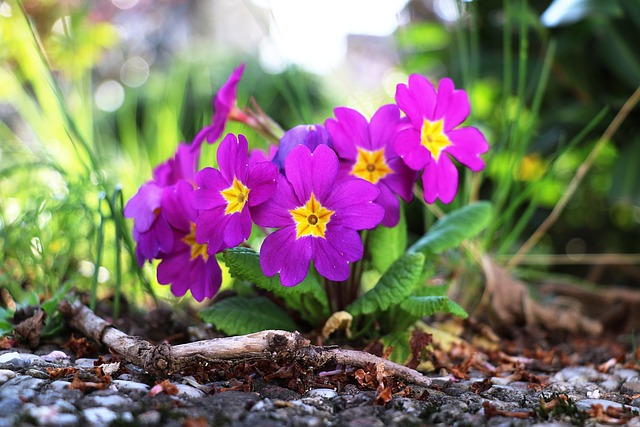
<box><xmin>350</xmin><ymin>147</ymin><xmax>393</xmax><ymax>184</ymax></box>
<box><xmin>289</xmin><ymin>193</ymin><xmax>334</xmax><ymax>239</ymax></box>
<box><xmin>220</xmin><ymin>177</ymin><xmax>250</xmax><ymax>215</ymax></box>
<box><xmin>420</xmin><ymin>118</ymin><xmax>452</xmax><ymax>161</ymax></box>
<box><xmin>182</xmin><ymin>222</ymin><xmax>209</xmax><ymax>261</ymax></box>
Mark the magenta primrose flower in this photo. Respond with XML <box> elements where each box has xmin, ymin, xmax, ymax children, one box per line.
<box><xmin>192</xmin><ymin>133</ymin><xmax>278</xmax><ymax>253</ymax></box>
<box><xmin>192</xmin><ymin>64</ymin><xmax>247</xmax><ymax>151</ymax></box>
<box><xmin>157</xmin><ymin>180</ymin><xmax>223</xmax><ymax>302</ymax></box>
<box><xmin>394</xmin><ymin>75</ymin><xmax>489</xmax><ymax>204</ymax></box>
<box><xmin>124</xmin><ymin>143</ymin><xmax>200</xmax><ymax>265</ymax></box>
<box><xmin>252</xmin><ymin>144</ymin><xmax>384</xmax><ymax>287</ymax></box>
<box><xmin>325</xmin><ymin>105</ymin><xmax>418</xmax><ymax>227</ymax></box>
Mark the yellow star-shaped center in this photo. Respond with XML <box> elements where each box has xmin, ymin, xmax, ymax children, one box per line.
<box><xmin>182</xmin><ymin>222</ymin><xmax>209</xmax><ymax>261</ymax></box>
<box><xmin>350</xmin><ymin>147</ymin><xmax>393</xmax><ymax>184</ymax></box>
<box><xmin>421</xmin><ymin>118</ymin><xmax>452</xmax><ymax>161</ymax></box>
<box><xmin>289</xmin><ymin>193</ymin><xmax>334</xmax><ymax>239</ymax></box>
<box><xmin>220</xmin><ymin>177</ymin><xmax>250</xmax><ymax>215</ymax></box>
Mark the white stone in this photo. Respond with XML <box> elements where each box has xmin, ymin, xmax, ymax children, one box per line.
<box><xmin>83</xmin><ymin>407</ymin><xmax>118</xmax><ymax>426</ymax></box>
<box><xmin>305</xmin><ymin>388</ymin><xmax>338</xmax><ymax>399</ymax></box>
<box><xmin>0</xmin><ymin>352</ymin><xmax>20</xmax><ymax>364</ymax></box>
<box><xmin>0</xmin><ymin>369</ymin><xmax>16</xmax><ymax>383</ymax></box>
<box><xmin>28</xmin><ymin>405</ymin><xmax>77</xmax><ymax>426</ymax></box>
<box><xmin>112</xmin><ymin>380</ymin><xmax>150</xmax><ymax>394</ymax></box>
<box><xmin>40</xmin><ymin>350</ymin><xmax>70</xmax><ymax>362</ymax></box>
<box><xmin>50</xmin><ymin>380</ymin><xmax>71</xmax><ymax>391</ymax></box>
<box><xmin>173</xmin><ymin>383</ymin><xmax>205</xmax><ymax>399</ymax></box>
<box><xmin>74</xmin><ymin>358</ymin><xmax>99</xmax><ymax>368</ymax></box>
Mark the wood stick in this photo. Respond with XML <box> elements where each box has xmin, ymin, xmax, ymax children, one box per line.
<box><xmin>59</xmin><ymin>299</ymin><xmax>431</xmax><ymax>387</ymax></box>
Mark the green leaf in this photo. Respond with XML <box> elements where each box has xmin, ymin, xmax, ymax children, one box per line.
<box><xmin>400</xmin><ymin>296</ymin><xmax>468</xmax><ymax>319</ymax></box>
<box><xmin>223</xmin><ymin>247</ymin><xmax>329</xmax><ymax>313</ymax></box>
<box><xmin>41</xmin><ymin>282</ymin><xmax>73</xmax><ymax>317</ymax></box>
<box><xmin>369</xmin><ymin>206</ymin><xmax>407</xmax><ymax>274</ymax></box>
<box><xmin>380</xmin><ymin>330</ymin><xmax>411</xmax><ymax>365</ymax></box>
<box><xmin>199</xmin><ymin>296</ymin><xmax>298</xmax><ymax>335</ymax></box>
<box><xmin>408</xmin><ymin>201</ymin><xmax>493</xmax><ymax>256</ymax></box>
<box><xmin>347</xmin><ymin>252</ymin><xmax>425</xmax><ymax>316</ymax></box>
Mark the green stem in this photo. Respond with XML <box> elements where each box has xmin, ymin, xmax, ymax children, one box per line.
<box><xmin>91</xmin><ymin>193</ymin><xmax>106</xmax><ymax>312</ymax></box>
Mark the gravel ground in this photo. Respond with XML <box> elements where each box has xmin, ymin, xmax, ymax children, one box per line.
<box><xmin>2</xmin><ymin>346</ymin><xmax>640</xmax><ymax>426</ymax></box>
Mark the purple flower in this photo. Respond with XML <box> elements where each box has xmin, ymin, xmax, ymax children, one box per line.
<box><xmin>252</xmin><ymin>144</ymin><xmax>384</xmax><ymax>287</ymax></box>
<box><xmin>325</xmin><ymin>105</ymin><xmax>418</xmax><ymax>227</ymax></box>
<box><xmin>156</xmin><ymin>180</ymin><xmax>223</xmax><ymax>302</ymax></box>
<box><xmin>192</xmin><ymin>64</ymin><xmax>247</xmax><ymax>151</ymax></box>
<box><xmin>192</xmin><ymin>133</ymin><xmax>278</xmax><ymax>253</ymax></box>
<box><xmin>394</xmin><ymin>75</ymin><xmax>489</xmax><ymax>204</ymax></box>
<box><xmin>271</xmin><ymin>124</ymin><xmax>332</xmax><ymax>172</ymax></box>
<box><xmin>124</xmin><ymin>143</ymin><xmax>200</xmax><ymax>265</ymax></box>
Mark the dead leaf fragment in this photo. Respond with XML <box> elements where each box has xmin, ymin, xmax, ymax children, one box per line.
<box><xmin>482</xmin><ymin>256</ymin><xmax>602</xmax><ymax>336</ymax></box>
<box><xmin>13</xmin><ymin>308</ymin><xmax>46</xmax><ymax>348</ymax></box>
<box><xmin>320</xmin><ymin>311</ymin><xmax>352</xmax><ymax>340</ymax></box>
<box><xmin>149</xmin><ymin>379</ymin><xmax>179</xmax><ymax>397</ymax></box>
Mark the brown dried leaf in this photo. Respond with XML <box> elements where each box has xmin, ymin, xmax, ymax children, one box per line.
<box><xmin>149</xmin><ymin>379</ymin><xmax>179</xmax><ymax>397</ymax></box>
<box><xmin>483</xmin><ymin>401</ymin><xmax>532</xmax><ymax>420</ymax></box>
<box><xmin>0</xmin><ymin>336</ymin><xmax>15</xmax><ymax>349</ymax></box>
<box><xmin>13</xmin><ymin>308</ymin><xmax>46</xmax><ymax>348</ymax></box>
<box><xmin>64</xmin><ymin>335</ymin><xmax>93</xmax><ymax>358</ymax></box>
<box><xmin>482</xmin><ymin>257</ymin><xmax>602</xmax><ymax>336</ymax></box>
<box><xmin>69</xmin><ymin>373</ymin><xmax>110</xmax><ymax>392</ymax></box>
<box><xmin>320</xmin><ymin>311</ymin><xmax>353</xmax><ymax>340</ymax></box>
<box><xmin>407</xmin><ymin>330</ymin><xmax>432</xmax><ymax>370</ymax></box>
<box><xmin>47</xmin><ymin>366</ymin><xmax>77</xmax><ymax>380</ymax></box>
<box><xmin>374</xmin><ymin>386</ymin><xmax>392</xmax><ymax>406</ymax></box>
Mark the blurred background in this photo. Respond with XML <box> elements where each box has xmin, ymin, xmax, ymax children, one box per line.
<box><xmin>1</xmin><ymin>0</ymin><xmax>639</xmax><ymax>313</ymax></box>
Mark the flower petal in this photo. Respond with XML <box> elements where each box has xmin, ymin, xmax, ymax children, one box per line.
<box><xmin>434</xmin><ymin>78</ymin><xmax>470</xmax><ymax>131</ymax></box>
<box><xmin>376</xmin><ymin>183</ymin><xmax>401</xmax><ymax>228</ymax></box>
<box><xmin>446</xmin><ymin>127</ymin><xmax>489</xmax><ymax>172</ymax></box>
<box><xmin>393</xmin><ymin>128</ymin><xmax>430</xmax><ymax>170</ymax></box>
<box><xmin>162</xmin><ymin>181</ymin><xmax>195</xmax><ymax>232</ymax></box>
<box><xmin>260</xmin><ymin>228</ymin><xmax>312</xmax><ymax>287</ymax></box>
<box><xmin>217</xmin><ymin>133</ymin><xmax>249</xmax><ymax>183</ymax></box>
<box><xmin>313</xmin><ymin>227</ymin><xmax>363</xmax><ymax>281</ymax></box>
<box><xmin>384</xmin><ymin>156</ymin><xmax>418</xmax><ymax>203</ymax></box>
<box><xmin>285</xmin><ymin>144</ymin><xmax>338</xmax><ymax>202</ymax></box>
<box><xmin>325</xmin><ymin>107</ymin><xmax>368</xmax><ymax>158</ymax></box>
<box><xmin>195</xmin><ymin>207</ymin><xmax>228</xmax><ymax>252</ymax></box>
<box><xmin>124</xmin><ymin>182</ymin><xmax>162</xmax><ymax>233</ymax></box>
<box><xmin>189</xmin><ymin>257</ymin><xmax>222</xmax><ymax>302</ymax></box>
<box><xmin>422</xmin><ymin>154</ymin><xmax>459</xmax><ymax>204</ymax></box>
<box><xmin>395</xmin><ymin>75</ymin><xmax>437</xmax><ymax>127</ymax></box>
<box><xmin>223</xmin><ymin>207</ymin><xmax>252</xmax><ymax>248</ymax></box>
<box><xmin>325</xmin><ymin>179</ymin><xmax>383</xmax><ymax>230</ymax></box>
<box><xmin>369</xmin><ymin>104</ymin><xmax>402</xmax><ymax>151</ymax></box>
<box><xmin>251</xmin><ymin>175</ymin><xmax>299</xmax><ymax>228</ymax></box>
<box><xmin>246</xmin><ymin>161</ymin><xmax>278</xmax><ymax>207</ymax></box>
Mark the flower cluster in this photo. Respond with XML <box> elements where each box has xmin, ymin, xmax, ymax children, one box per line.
<box><xmin>125</xmin><ymin>66</ymin><xmax>489</xmax><ymax>301</ymax></box>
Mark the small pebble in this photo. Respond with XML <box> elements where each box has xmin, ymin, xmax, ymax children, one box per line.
<box><xmin>83</xmin><ymin>407</ymin><xmax>118</xmax><ymax>426</ymax></box>
<box><xmin>173</xmin><ymin>383</ymin><xmax>205</xmax><ymax>399</ymax></box>
<box><xmin>305</xmin><ymin>388</ymin><xmax>338</xmax><ymax>399</ymax></box>
<box><xmin>0</xmin><ymin>370</ymin><xmax>16</xmax><ymax>384</ymax></box>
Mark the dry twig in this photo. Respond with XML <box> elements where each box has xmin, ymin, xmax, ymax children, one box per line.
<box><xmin>59</xmin><ymin>299</ymin><xmax>431</xmax><ymax>387</ymax></box>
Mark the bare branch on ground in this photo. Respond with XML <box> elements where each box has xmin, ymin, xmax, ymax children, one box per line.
<box><xmin>58</xmin><ymin>299</ymin><xmax>431</xmax><ymax>387</ymax></box>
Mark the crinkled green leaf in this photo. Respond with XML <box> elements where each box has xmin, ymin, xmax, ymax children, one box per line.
<box><xmin>400</xmin><ymin>296</ymin><xmax>468</xmax><ymax>319</ymax></box>
<box><xmin>199</xmin><ymin>296</ymin><xmax>298</xmax><ymax>335</ymax></box>
<box><xmin>347</xmin><ymin>252</ymin><xmax>425</xmax><ymax>316</ymax></box>
<box><xmin>408</xmin><ymin>201</ymin><xmax>493</xmax><ymax>256</ymax></box>
<box><xmin>223</xmin><ymin>247</ymin><xmax>329</xmax><ymax>313</ymax></box>
<box><xmin>369</xmin><ymin>206</ymin><xmax>407</xmax><ymax>274</ymax></box>
<box><xmin>380</xmin><ymin>330</ymin><xmax>411</xmax><ymax>365</ymax></box>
